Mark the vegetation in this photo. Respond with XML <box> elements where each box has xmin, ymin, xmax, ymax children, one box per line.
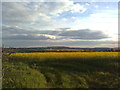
<box><xmin>2</xmin><ymin>52</ymin><xmax>120</xmax><ymax>88</ymax></box>
<box><xmin>2</xmin><ymin>47</ymin><xmax>120</xmax><ymax>53</ymax></box>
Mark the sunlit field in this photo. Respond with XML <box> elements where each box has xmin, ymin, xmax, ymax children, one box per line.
<box><xmin>3</xmin><ymin>52</ymin><xmax>120</xmax><ymax>88</ymax></box>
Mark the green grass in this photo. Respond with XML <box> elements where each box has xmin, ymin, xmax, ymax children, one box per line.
<box><xmin>2</xmin><ymin>52</ymin><xmax>120</xmax><ymax>88</ymax></box>
<box><xmin>3</xmin><ymin>62</ymin><xmax>46</xmax><ymax>88</ymax></box>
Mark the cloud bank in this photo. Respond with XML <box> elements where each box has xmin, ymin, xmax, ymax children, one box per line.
<box><xmin>2</xmin><ymin>1</ymin><xmax>87</xmax><ymax>27</ymax></box>
<box><xmin>2</xmin><ymin>1</ymin><xmax>118</xmax><ymax>47</ymax></box>
<box><xmin>3</xmin><ymin>25</ymin><xmax>109</xmax><ymax>40</ymax></box>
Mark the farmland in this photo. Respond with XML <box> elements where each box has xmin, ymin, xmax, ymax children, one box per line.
<box><xmin>2</xmin><ymin>52</ymin><xmax>120</xmax><ymax>88</ymax></box>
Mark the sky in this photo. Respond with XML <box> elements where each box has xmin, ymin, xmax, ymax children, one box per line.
<box><xmin>1</xmin><ymin>0</ymin><xmax>119</xmax><ymax>48</ymax></box>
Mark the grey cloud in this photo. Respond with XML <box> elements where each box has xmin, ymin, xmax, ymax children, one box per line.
<box><xmin>2</xmin><ymin>25</ymin><xmax>35</xmax><ymax>34</ymax></box>
<box><xmin>3</xmin><ymin>40</ymin><xmax>118</xmax><ymax>48</ymax></box>
<box><xmin>39</xmin><ymin>29</ymin><xmax>109</xmax><ymax>40</ymax></box>
<box><xmin>58</xmin><ymin>29</ymin><xmax>109</xmax><ymax>40</ymax></box>
<box><xmin>2</xmin><ymin>26</ymin><xmax>109</xmax><ymax>40</ymax></box>
<box><xmin>2</xmin><ymin>2</ymin><xmax>86</xmax><ymax>27</ymax></box>
<box><xmin>3</xmin><ymin>34</ymin><xmax>53</xmax><ymax>40</ymax></box>
<box><xmin>2</xmin><ymin>2</ymin><xmax>55</xmax><ymax>27</ymax></box>
<box><xmin>2</xmin><ymin>2</ymin><xmax>34</xmax><ymax>24</ymax></box>
<box><xmin>2</xmin><ymin>25</ymin><xmax>116</xmax><ymax>47</ymax></box>
<box><xmin>2</xmin><ymin>25</ymin><xmax>59</xmax><ymax>35</ymax></box>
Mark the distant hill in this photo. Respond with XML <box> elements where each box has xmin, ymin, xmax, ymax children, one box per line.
<box><xmin>2</xmin><ymin>46</ymin><xmax>120</xmax><ymax>53</ymax></box>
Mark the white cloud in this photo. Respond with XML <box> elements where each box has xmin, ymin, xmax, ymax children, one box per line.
<box><xmin>72</xmin><ymin>10</ymin><xmax>118</xmax><ymax>41</ymax></box>
<box><xmin>2</xmin><ymin>1</ymin><xmax>87</xmax><ymax>29</ymax></box>
<box><xmin>71</xmin><ymin>3</ymin><xmax>87</xmax><ymax>13</ymax></box>
<box><xmin>62</xmin><ymin>18</ymin><xmax>67</xmax><ymax>21</ymax></box>
<box><xmin>106</xmin><ymin>6</ymin><xmax>110</xmax><ymax>9</ymax></box>
<box><xmin>32</xmin><ymin>0</ymin><xmax>87</xmax><ymax>16</ymax></box>
<box><xmin>71</xmin><ymin>17</ymin><xmax>76</xmax><ymax>19</ymax></box>
<box><xmin>94</xmin><ymin>5</ymin><xmax>99</xmax><ymax>8</ymax></box>
<box><xmin>85</xmin><ymin>2</ymin><xmax>90</xmax><ymax>6</ymax></box>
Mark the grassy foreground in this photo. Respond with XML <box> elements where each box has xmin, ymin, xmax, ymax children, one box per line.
<box><xmin>2</xmin><ymin>52</ymin><xmax>120</xmax><ymax>88</ymax></box>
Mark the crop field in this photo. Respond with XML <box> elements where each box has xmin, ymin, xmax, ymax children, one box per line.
<box><xmin>2</xmin><ymin>52</ymin><xmax>120</xmax><ymax>88</ymax></box>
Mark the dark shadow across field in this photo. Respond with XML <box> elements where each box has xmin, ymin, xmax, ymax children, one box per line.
<box><xmin>3</xmin><ymin>53</ymin><xmax>119</xmax><ymax>88</ymax></box>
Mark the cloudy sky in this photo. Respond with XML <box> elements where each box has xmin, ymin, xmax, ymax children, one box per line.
<box><xmin>2</xmin><ymin>0</ymin><xmax>119</xmax><ymax>48</ymax></box>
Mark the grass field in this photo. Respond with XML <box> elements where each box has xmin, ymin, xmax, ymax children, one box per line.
<box><xmin>2</xmin><ymin>52</ymin><xmax>120</xmax><ymax>88</ymax></box>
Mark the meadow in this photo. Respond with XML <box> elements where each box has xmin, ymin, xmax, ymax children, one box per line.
<box><xmin>2</xmin><ymin>52</ymin><xmax>120</xmax><ymax>88</ymax></box>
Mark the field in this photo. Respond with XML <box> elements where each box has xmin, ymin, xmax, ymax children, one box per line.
<box><xmin>2</xmin><ymin>52</ymin><xmax>120</xmax><ymax>88</ymax></box>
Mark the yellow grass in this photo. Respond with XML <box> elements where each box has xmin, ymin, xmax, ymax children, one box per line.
<box><xmin>11</xmin><ymin>52</ymin><xmax>119</xmax><ymax>60</ymax></box>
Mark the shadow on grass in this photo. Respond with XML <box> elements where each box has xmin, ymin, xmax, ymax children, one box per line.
<box><xmin>3</xmin><ymin>55</ymin><xmax>119</xmax><ymax>88</ymax></box>
<box><xmin>14</xmin><ymin>56</ymin><xmax>119</xmax><ymax>73</ymax></box>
